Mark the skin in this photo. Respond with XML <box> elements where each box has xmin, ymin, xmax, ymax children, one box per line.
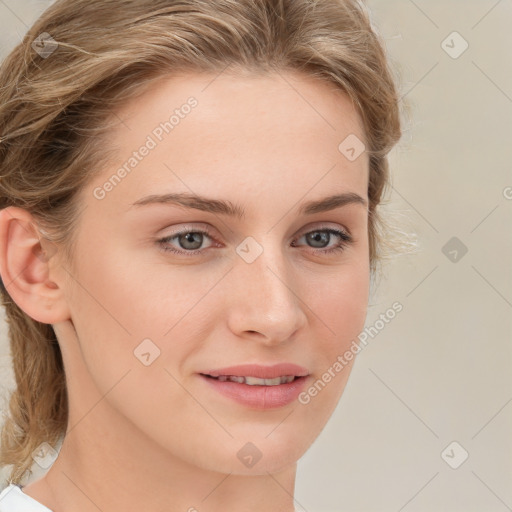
<box><xmin>0</xmin><ymin>69</ymin><xmax>370</xmax><ymax>512</ymax></box>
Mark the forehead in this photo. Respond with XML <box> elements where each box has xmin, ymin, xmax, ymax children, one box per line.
<box><xmin>114</xmin><ymin>69</ymin><xmax>366</xmax><ymax>145</ymax></box>
<box><xmin>87</xmin><ymin>70</ymin><xmax>369</xmax><ymax>215</ymax></box>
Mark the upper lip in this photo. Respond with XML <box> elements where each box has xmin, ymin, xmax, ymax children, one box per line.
<box><xmin>201</xmin><ymin>363</ymin><xmax>310</xmax><ymax>379</ymax></box>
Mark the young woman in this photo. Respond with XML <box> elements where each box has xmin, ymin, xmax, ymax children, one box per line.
<box><xmin>0</xmin><ymin>0</ymin><xmax>402</xmax><ymax>510</ymax></box>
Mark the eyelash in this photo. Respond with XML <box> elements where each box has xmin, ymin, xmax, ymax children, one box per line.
<box><xmin>157</xmin><ymin>226</ymin><xmax>353</xmax><ymax>257</ymax></box>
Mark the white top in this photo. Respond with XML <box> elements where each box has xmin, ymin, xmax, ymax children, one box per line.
<box><xmin>0</xmin><ymin>484</ymin><xmax>53</xmax><ymax>511</ymax></box>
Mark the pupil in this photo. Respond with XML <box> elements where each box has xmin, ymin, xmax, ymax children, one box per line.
<box><xmin>181</xmin><ymin>232</ymin><xmax>202</xmax><ymax>249</ymax></box>
<box><xmin>308</xmin><ymin>231</ymin><xmax>328</xmax><ymax>248</ymax></box>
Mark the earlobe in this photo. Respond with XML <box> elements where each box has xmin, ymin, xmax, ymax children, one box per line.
<box><xmin>0</xmin><ymin>206</ymin><xmax>70</xmax><ymax>324</ymax></box>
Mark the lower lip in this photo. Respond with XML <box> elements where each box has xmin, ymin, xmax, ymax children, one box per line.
<box><xmin>199</xmin><ymin>374</ymin><xmax>309</xmax><ymax>409</ymax></box>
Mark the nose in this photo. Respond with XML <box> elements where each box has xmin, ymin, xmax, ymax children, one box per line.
<box><xmin>226</xmin><ymin>241</ymin><xmax>308</xmax><ymax>346</ymax></box>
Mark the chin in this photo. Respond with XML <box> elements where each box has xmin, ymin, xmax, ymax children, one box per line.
<box><xmin>193</xmin><ymin>430</ymin><xmax>312</xmax><ymax>476</ymax></box>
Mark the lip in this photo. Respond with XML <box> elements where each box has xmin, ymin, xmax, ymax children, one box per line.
<box><xmin>199</xmin><ymin>363</ymin><xmax>310</xmax><ymax>410</ymax></box>
<box><xmin>202</xmin><ymin>363</ymin><xmax>309</xmax><ymax>379</ymax></box>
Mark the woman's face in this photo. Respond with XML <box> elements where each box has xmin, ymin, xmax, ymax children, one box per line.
<box><xmin>57</xmin><ymin>70</ymin><xmax>370</xmax><ymax>474</ymax></box>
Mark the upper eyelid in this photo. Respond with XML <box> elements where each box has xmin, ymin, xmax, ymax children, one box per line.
<box><xmin>159</xmin><ymin>223</ymin><xmax>352</xmax><ymax>247</ymax></box>
<box><xmin>160</xmin><ymin>221</ymin><xmax>351</xmax><ymax>237</ymax></box>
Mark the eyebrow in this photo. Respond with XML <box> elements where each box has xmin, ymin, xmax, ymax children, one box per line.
<box><xmin>129</xmin><ymin>191</ymin><xmax>367</xmax><ymax>219</ymax></box>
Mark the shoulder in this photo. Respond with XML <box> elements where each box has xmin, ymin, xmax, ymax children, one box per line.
<box><xmin>0</xmin><ymin>483</ymin><xmax>54</xmax><ymax>511</ymax></box>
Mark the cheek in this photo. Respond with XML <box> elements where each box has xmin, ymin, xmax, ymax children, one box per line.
<box><xmin>310</xmin><ymin>261</ymin><xmax>370</xmax><ymax>340</ymax></box>
<box><xmin>302</xmin><ymin>260</ymin><xmax>369</xmax><ymax>391</ymax></box>
<box><xmin>294</xmin><ymin>267</ymin><xmax>369</xmax><ymax>422</ymax></box>
<box><xmin>65</xmin><ymin>241</ymin><xmax>222</xmax><ymax>390</ymax></box>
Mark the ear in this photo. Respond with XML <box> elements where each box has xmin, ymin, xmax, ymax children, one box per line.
<box><xmin>0</xmin><ymin>206</ymin><xmax>71</xmax><ymax>324</ymax></box>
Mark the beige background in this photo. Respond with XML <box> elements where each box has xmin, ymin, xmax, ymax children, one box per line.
<box><xmin>0</xmin><ymin>1</ymin><xmax>511</xmax><ymax>511</ymax></box>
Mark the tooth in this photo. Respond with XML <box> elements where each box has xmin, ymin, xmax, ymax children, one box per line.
<box><xmin>227</xmin><ymin>376</ymin><xmax>245</xmax><ymax>384</ymax></box>
<box><xmin>243</xmin><ymin>376</ymin><xmax>274</xmax><ymax>386</ymax></box>
<box><xmin>212</xmin><ymin>375</ymin><xmax>297</xmax><ymax>385</ymax></box>
<box><xmin>245</xmin><ymin>376</ymin><xmax>296</xmax><ymax>386</ymax></box>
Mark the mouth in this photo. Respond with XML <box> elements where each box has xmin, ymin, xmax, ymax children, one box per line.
<box><xmin>198</xmin><ymin>364</ymin><xmax>310</xmax><ymax>409</ymax></box>
<box><xmin>200</xmin><ymin>374</ymin><xmax>299</xmax><ymax>386</ymax></box>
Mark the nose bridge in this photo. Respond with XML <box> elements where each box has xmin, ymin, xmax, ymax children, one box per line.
<box><xmin>245</xmin><ymin>248</ymin><xmax>291</xmax><ymax>306</ymax></box>
<box><xmin>227</xmin><ymin>235</ymin><xmax>307</xmax><ymax>341</ymax></box>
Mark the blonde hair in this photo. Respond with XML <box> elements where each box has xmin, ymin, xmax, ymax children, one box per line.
<box><xmin>0</xmin><ymin>0</ymin><xmax>402</xmax><ymax>485</ymax></box>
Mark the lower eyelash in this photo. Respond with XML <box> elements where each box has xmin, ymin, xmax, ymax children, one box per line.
<box><xmin>157</xmin><ymin>228</ymin><xmax>352</xmax><ymax>256</ymax></box>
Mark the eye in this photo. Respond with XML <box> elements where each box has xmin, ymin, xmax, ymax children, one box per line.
<box><xmin>156</xmin><ymin>225</ymin><xmax>353</xmax><ymax>257</ymax></box>
<box><xmin>157</xmin><ymin>228</ymin><xmax>216</xmax><ymax>257</ymax></box>
<box><xmin>292</xmin><ymin>227</ymin><xmax>352</xmax><ymax>255</ymax></box>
